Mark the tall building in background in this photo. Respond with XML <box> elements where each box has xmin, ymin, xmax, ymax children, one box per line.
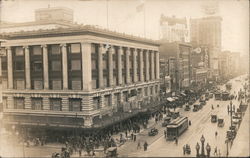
<box><xmin>159</xmin><ymin>15</ymin><xmax>189</xmax><ymax>43</ymax></box>
<box><xmin>159</xmin><ymin>42</ymin><xmax>192</xmax><ymax>93</ymax></box>
<box><xmin>190</xmin><ymin>16</ymin><xmax>222</xmax><ymax>80</ymax></box>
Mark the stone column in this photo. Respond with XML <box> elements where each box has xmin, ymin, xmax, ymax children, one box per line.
<box><xmin>42</xmin><ymin>45</ymin><xmax>49</xmax><ymax>89</ymax></box>
<box><xmin>98</xmin><ymin>44</ymin><xmax>104</xmax><ymax>88</ymax></box>
<box><xmin>108</xmin><ymin>46</ymin><xmax>114</xmax><ymax>86</ymax></box>
<box><xmin>155</xmin><ymin>51</ymin><xmax>160</xmax><ymax>79</ymax></box>
<box><xmin>117</xmin><ymin>47</ymin><xmax>123</xmax><ymax>85</ymax></box>
<box><xmin>151</xmin><ymin>51</ymin><xmax>155</xmax><ymax>80</ymax></box>
<box><xmin>100</xmin><ymin>95</ymin><xmax>105</xmax><ymax>108</ymax></box>
<box><xmin>7</xmin><ymin>47</ymin><xmax>13</xmax><ymax>89</ymax></box>
<box><xmin>81</xmin><ymin>95</ymin><xmax>94</xmax><ymax>111</ymax></box>
<box><xmin>111</xmin><ymin>93</ymin><xmax>116</xmax><ymax>112</ymax></box>
<box><xmin>133</xmin><ymin>48</ymin><xmax>138</xmax><ymax>83</ymax></box>
<box><xmin>24</xmin><ymin>46</ymin><xmax>31</xmax><ymax>89</ymax></box>
<box><xmin>43</xmin><ymin>96</ymin><xmax>50</xmax><ymax>110</ymax></box>
<box><xmin>62</xmin><ymin>96</ymin><xmax>69</xmax><ymax>111</ymax></box>
<box><xmin>125</xmin><ymin>48</ymin><xmax>130</xmax><ymax>84</ymax></box>
<box><xmin>61</xmin><ymin>43</ymin><xmax>68</xmax><ymax>90</ymax></box>
<box><xmin>139</xmin><ymin>49</ymin><xmax>144</xmax><ymax>82</ymax></box>
<box><xmin>24</xmin><ymin>96</ymin><xmax>31</xmax><ymax>109</ymax></box>
<box><xmin>145</xmin><ymin>50</ymin><xmax>150</xmax><ymax>81</ymax></box>
<box><xmin>81</xmin><ymin>42</ymin><xmax>92</xmax><ymax>91</ymax></box>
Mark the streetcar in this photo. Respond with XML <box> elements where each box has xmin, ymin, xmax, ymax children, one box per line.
<box><xmin>211</xmin><ymin>114</ymin><xmax>217</xmax><ymax>123</ymax></box>
<box><xmin>214</xmin><ymin>92</ymin><xmax>221</xmax><ymax>100</ymax></box>
<box><xmin>222</xmin><ymin>92</ymin><xmax>230</xmax><ymax>101</ymax></box>
<box><xmin>166</xmin><ymin>116</ymin><xmax>189</xmax><ymax>140</ymax></box>
<box><xmin>226</xmin><ymin>83</ymin><xmax>232</xmax><ymax>91</ymax></box>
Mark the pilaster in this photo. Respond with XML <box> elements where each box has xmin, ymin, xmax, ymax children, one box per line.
<box><xmin>25</xmin><ymin>96</ymin><xmax>31</xmax><ymax>109</ymax></box>
<box><xmin>42</xmin><ymin>45</ymin><xmax>49</xmax><ymax>89</ymax></box>
<box><xmin>24</xmin><ymin>46</ymin><xmax>31</xmax><ymax>89</ymax></box>
<box><xmin>139</xmin><ymin>49</ymin><xmax>144</xmax><ymax>82</ymax></box>
<box><xmin>155</xmin><ymin>51</ymin><xmax>160</xmax><ymax>79</ymax></box>
<box><xmin>7</xmin><ymin>47</ymin><xmax>13</xmax><ymax>89</ymax></box>
<box><xmin>108</xmin><ymin>46</ymin><xmax>114</xmax><ymax>86</ymax></box>
<box><xmin>7</xmin><ymin>96</ymin><xmax>14</xmax><ymax>109</ymax></box>
<box><xmin>81</xmin><ymin>42</ymin><xmax>92</xmax><ymax>91</ymax></box>
<box><xmin>98</xmin><ymin>44</ymin><xmax>104</xmax><ymax>88</ymax></box>
<box><xmin>133</xmin><ymin>48</ymin><xmax>138</xmax><ymax>82</ymax></box>
<box><xmin>117</xmin><ymin>47</ymin><xmax>123</xmax><ymax>85</ymax></box>
<box><xmin>151</xmin><ymin>51</ymin><xmax>155</xmax><ymax>80</ymax></box>
<box><xmin>125</xmin><ymin>48</ymin><xmax>131</xmax><ymax>84</ymax></box>
<box><xmin>43</xmin><ymin>97</ymin><xmax>50</xmax><ymax>110</ymax></box>
<box><xmin>61</xmin><ymin>43</ymin><xmax>68</xmax><ymax>90</ymax></box>
<box><xmin>61</xmin><ymin>97</ymin><xmax>69</xmax><ymax>111</ymax></box>
<box><xmin>145</xmin><ymin>50</ymin><xmax>149</xmax><ymax>81</ymax></box>
<box><xmin>81</xmin><ymin>95</ymin><xmax>94</xmax><ymax>111</ymax></box>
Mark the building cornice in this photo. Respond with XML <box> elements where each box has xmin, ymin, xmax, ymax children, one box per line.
<box><xmin>1</xmin><ymin>25</ymin><xmax>160</xmax><ymax>47</ymax></box>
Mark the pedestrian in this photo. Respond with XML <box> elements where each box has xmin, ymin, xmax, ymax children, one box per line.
<box><xmin>214</xmin><ymin>146</ymin><xmax>217</xmax><ymax>156</ymax></box>
<box><xmin>215</xmin><ymin>131</ymin><xmax>218</xmax><ymax>138</ymax></box>
<box><xmin>164</xmin><ymin>130</ymin><xmax>167</xmax><ymax>138</ymax></box>
<box><xmin>131</xmin><ymin>133</ymin><xmax>134</xmax><ymax>141</ymax></box>
<box><xmin>183</xmin><ymin>145</ymin><xmax>186</xmax><ymax>155</ymax></box>
<box><xmin>144</xmin><ymin>141</ymin><xmax>148</xmax><ymax>151</ymax></box>
<box><xmin>175</xmin><ymin>137</ymin><xmax>178</xmax><ymax>145</ymax></box>
<box><xmin>125</xmin><ymin>131</ymin><xmax>128</xmax><ymax>138</ymax></box>
<box><xmin>137</xmin><ymin>141</ymin><xmax>141</xmax><ymax>150</ymax></box>
<box><xmin>189</xmin><ymin>120</ymin><xmax>191</xmax><ymax>126</ymax></box>
<box><xmin>134</xmin><ymin>134</ymin><xmax>137</xmax><ymax>142</ymax></box>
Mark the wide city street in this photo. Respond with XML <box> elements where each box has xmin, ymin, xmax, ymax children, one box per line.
<box><xmin>0</xmin><ymin>75</ymin><xmax>248</xmax><ymax>157</ymax></box>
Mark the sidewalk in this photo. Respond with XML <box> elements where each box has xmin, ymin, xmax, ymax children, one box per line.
<box><xmin>229</xmin><ymin>105</ymin><xmax>249</xmax><ymax>157</ymax></box>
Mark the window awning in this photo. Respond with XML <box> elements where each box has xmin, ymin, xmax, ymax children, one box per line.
<box><xmin>167</xmin><ymin>97</ymin><xmax>175</xmax><ymax>102</ymax></box>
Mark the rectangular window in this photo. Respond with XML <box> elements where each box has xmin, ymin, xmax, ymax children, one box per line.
<box><xmin>31</xmin><ymin>98</ymin><xmax>43</xmax><ymax>110</ymax></box>
<box><xmin>33</xmin><ymin>46</ymin><xmax>42</xmax><ymax>55</ymax></box>
<box><xmin>71</xmin><ymin>60</ymin><xmax>81</xmax><ymax>70</ymax></box>
<box><xmin>52</xmin><ymin>60</ymin><xmax>61</xmax><ymax>71</ymax></box>
<box><xmin>71</xmin><ymin>80</ymin><xmax>81</xmax><ymax>90</ymax></box>
<box><xmin>92</xmin><ymin>79</ymin><xmax>97</xmax><ymax>89</ymax></box>
<box><xmin>104</xmin><ymin>95</ymin><xmax>111</xmax><ymax>107</ymax></box>
<box><xmin>34</xmin><ymin>80</ymin><xmax>43</xmax><ymax>90</ymax></box>
<box><xmin>103</xmin><ymin>77</ymin><xmax>108</xmax><ymax>87</ymax></box>
<box><xmin>1</xmin><ymin>61</ymin><xmax>7</xmax><ymax>70</ymax></box>
<box><xmin>2</xmin><ymin>79</ymin><xmax>7</xmax><ymax>90</ymax></box>
<box><xmin>15</xmin><ymin>47</ymin><xmax>24</xmax><ymax>56</ymax></box>
<box><xmin>93</xmin><ymin>97</ymin><xmax>100</xmax><ymax>110</ymax></box>
<box><xmin>3</xmin><ymin>97</ymin><xmax>7</xmax><ymax>109</ymax></box>
<box><xmin>33</xmin><ymin>61</ymin><xmax>43</xmax><ymax>71</ymax></box>
<box><xmin>15</xmin><ymin>79</ymin><xmax>25</xmax><ymax>89</ymax></box>
<box><xmin>14</xmin><ymin>97</ymin><xmax>24</xmax><ymax>109</ymax></box>
<box><xmin>52</xmin><ymin>80</ymin><xmax>62</xmax><ymax>90</ymax></box>
<box><xmin>50</xmin><ymin>98</ymin><xmax>62</xmax><ymax>111</ymax></box>
<box><xmin>91</xmin><ymin>60</ymin><xmax>97</xmax><ymax>70</ymax></box>
<box><xmin>103</xmin><ymin>60</ymin><xmax>107</xmax><ymax>69</ymax></box>
<box><xmin>51</xmin><ymin>45</ymin><xmax>60</xmax><ymax>55</ymax></box>
<box><xmin>15</xmin><ymin>61</ymin><xmax>24</xmax><ymax>70</ymax></box>
<box><xmin>69</xmin><ymin>99</ymin><xmax>82</xmax><ymax>111</ymax></box>
<box><xmin>71</xmin><ymin>44</ymin><xmax>81</xmax><ymax>53</ymax></box>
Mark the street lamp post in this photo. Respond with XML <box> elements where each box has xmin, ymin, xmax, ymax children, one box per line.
<box><xmin>225</xmin><ymin>139</ymin><xmax>229</xmax><ymax>157</ymax></box>
<box><xmin>200</xmin><ymin>135</ymin><xmax>205</xmax><ymax>157</ymax></box>
<box><xmin>229</xmin><ymin>101</ymin><xmax>234</xmax><ymax>129</ymax></box>
<box><xmin>206</xmin><ymin>143</ymin><xmax>211</xmax><ymax>158</ymax></box>
<box><xmin>196</xmin><ymin>142</ymin><xmax>200</xmax><ymax>157</ymax></box>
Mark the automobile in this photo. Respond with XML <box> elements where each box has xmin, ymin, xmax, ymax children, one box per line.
<box><xmin>106</xmin><ymin>147</ymin><xmax>118</xmax><ymax>158</ymax></box>
<box><xmin>148</xmin><ymin>128</ymin><xmax>158</xmax><ymax>136</ymax></box>
<box><xmin>200</xmin><ymin>101</ymin><xmax>206</xmax><ymax>106</ymax></box>
<box><xmin>193</xmin><ymin>104</ymin><xmax>199</xmax><ymax>112</ymax></box>
<box><xmin>162</xmin><ymin>117</ymin><xmax>171</xmax><ymax>127</ymax></box>
<box><xmin>184</xmin><ymin>105</ymin><xmax>191</xmax><ymax>111</ymax></box>
<box><xmin>217</xmin><ymin>118</ymin><xmax>224</xmax><ymax>127</ymax></box>
<box><xmin>211</xmin><ymin>115</ymin><xmax>217</xmax><ymax>123</ymax></box>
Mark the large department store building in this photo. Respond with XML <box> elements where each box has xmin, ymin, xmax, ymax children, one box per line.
<box><xmin>0</xmin><ymin>26</ymin><xmax>160</xmax><ymax>130</ymax></box>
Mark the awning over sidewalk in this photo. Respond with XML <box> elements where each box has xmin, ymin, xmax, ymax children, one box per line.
<box><xmin>181</xmin><ymin>92</ymin><xmax>186</xmax><ymax>96</ymax></box>
<box><xmin>167</xmin><ymin>97</ymin><xmax>175</xmax><ymax>102</ymax></box>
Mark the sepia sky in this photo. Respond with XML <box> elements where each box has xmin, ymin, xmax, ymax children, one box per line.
<box><xmin>0</xmin><ymin>0</ymin><xmax>249</xmax><ymax>55</ymax></box>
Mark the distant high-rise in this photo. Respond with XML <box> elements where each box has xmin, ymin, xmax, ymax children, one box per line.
<box><xmin>159</xmin><ymin>15</ymin><xmax>189</xmax><ymax>43</ymax></box>
<box><xmin>190</xmin><ymin>16</ymin><xmax>222</xmax><ymax>80</ymax></box>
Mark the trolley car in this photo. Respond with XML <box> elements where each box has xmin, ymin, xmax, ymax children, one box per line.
<box><xmin>166</xmin><ymin>116</ymin><xmax>189</xmax><ymax>140</ymax></box>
